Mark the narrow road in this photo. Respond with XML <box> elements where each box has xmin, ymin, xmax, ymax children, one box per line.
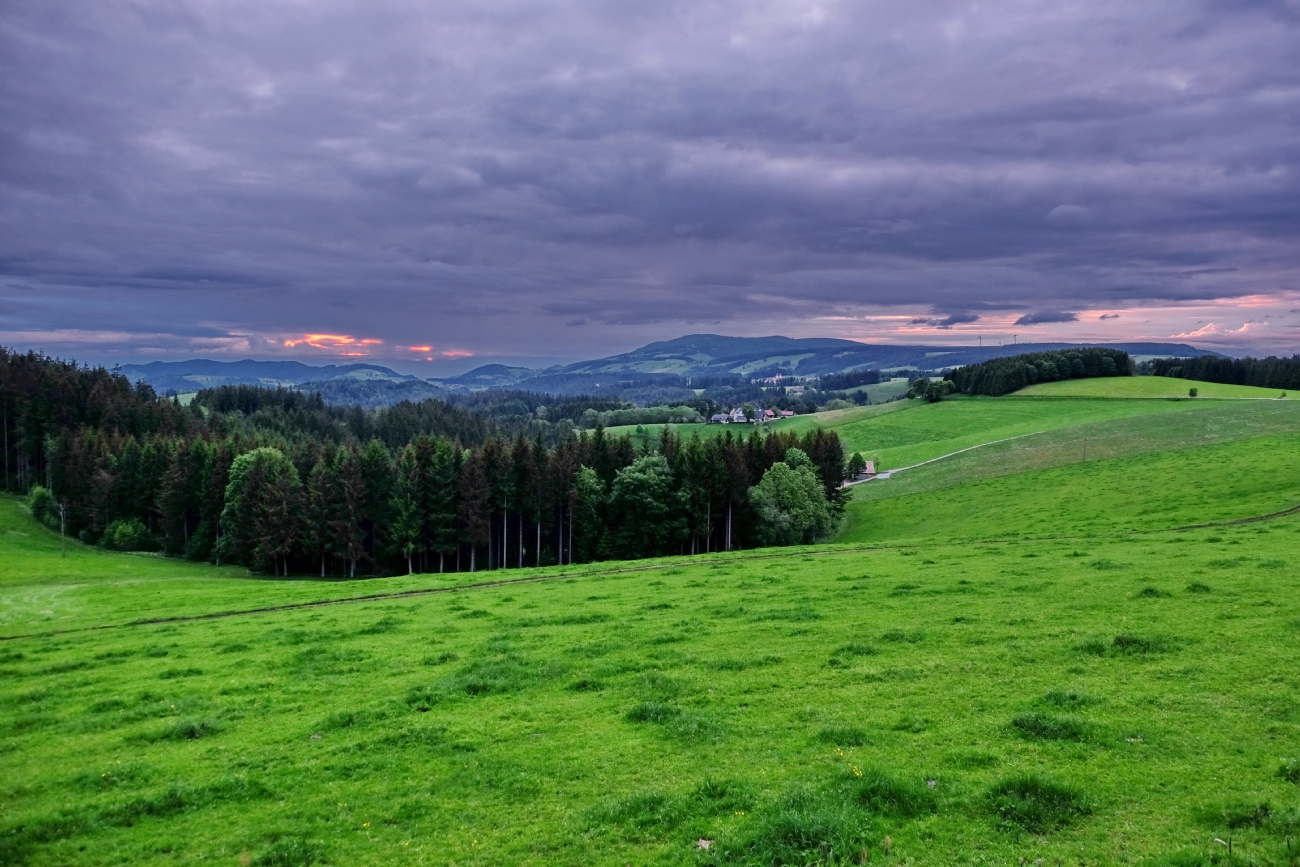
<box><xmin>843</xmin><ymin>432</ymin><xmax>1041</xmax><ymax>486</ymax></box>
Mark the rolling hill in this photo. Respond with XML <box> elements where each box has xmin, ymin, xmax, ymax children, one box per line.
<box><xmin>121</xmin><ymin>359</ymin><xmax>418</xmax><ymax>393</ymax></box>
<box><xmin>3</xmin><ymin>383</ymin><xmax>1300</xmax><ymax>865</ymax></box>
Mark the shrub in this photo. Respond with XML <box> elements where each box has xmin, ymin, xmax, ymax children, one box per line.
<box><xmin>1012</xmin><ymin>712</ymin><xmax>1091</xmax><ymax>742</ymax></box>
<box><xmin>103</xmin><ymin>518</ymin><xmax>152</xmax><ymax>552</ymax></box>
<box><xmin>27</xmin><ymin>485</ymin><xmax>60</xmax><ymax>530</ymax></box>
<box><xmin>985</xmin><ymin>774</ymin><xmax>1090</xmax><ymax>832</ymax></box>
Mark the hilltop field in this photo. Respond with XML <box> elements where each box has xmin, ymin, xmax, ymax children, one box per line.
<box><xmin>3</xmin><ymin>377</ymin><xmax>1299</xmax><ymax>866</ymax></box>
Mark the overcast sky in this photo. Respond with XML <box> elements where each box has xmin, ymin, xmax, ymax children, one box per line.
<box><xmin>2</xmin><ymin>0</ymin><xmax>1298</xmax><ymax>367</ymax></box>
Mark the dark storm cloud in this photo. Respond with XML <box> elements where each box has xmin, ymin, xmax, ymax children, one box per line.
<box><xmin>910</xmin><ymin>313</ymin><xmax>981</xmax><ymax>329</ymax></box>
<box><xmin>1</xmin><ymin>0</ymin><xmax>1299</xmax><ymax>359</ymax></box>
<box><xmin>1015</xmin><ymin>310</ymin><xmax>1079</xmax><ymax>326</ymax></box>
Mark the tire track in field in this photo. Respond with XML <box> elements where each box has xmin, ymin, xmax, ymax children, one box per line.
<box><xmin>6</xmin><ymin>502</ymin><xmax>1299</xmax><ymax>642</ymax></box>
<box><xmin>0</xmin><ymin>544</ymin><xmax>897</xmax><ymax>641</ymax></box>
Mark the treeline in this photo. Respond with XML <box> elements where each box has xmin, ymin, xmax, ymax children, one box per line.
<box><xmin>1144</xmin><ymin>355</ymin><xmax>1300</xmax><ymax>391</ymax></box>
<box><xmin>186</xmin><ymin>426</ymin><xmax>843</xmax><ymax>576</ymax></box>
<box><xmin>1</xmin><ymin>348</ymin><xmax>193</xmax><ymax>493</ymax></box>
<box><xmin>945</xmin><ymin>349</ymin><xmax>1131</xmax><ymax>396</ymax></box>
<box><xmin>192</xmin><ymin>384</ymin><xmax>495</xmax><ymax>447</ymax></box>
<box><xmin>817</xmin><ymin>369</ymin><xmax>882</xmax><ymax>391</ymax></box>
<box><xmin>6</xmin><ymin>349</ymin><xmax>848</xmax><ymax>575</ymax></box>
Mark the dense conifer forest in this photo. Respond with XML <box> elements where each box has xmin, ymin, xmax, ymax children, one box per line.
<box><xmin>2</xmin><ymin>348</ymin><xmax>845</xmax><ymax>576</ymax></box>
<box><xmin>944</xmin><ymin>348</ymin><xmax>1131</xmax><ymax>396</ymax></box>
<box><xmin>1145</xmin><ymin>353</ymin><xmax>1300</xmax><ymax>391</ymax></box>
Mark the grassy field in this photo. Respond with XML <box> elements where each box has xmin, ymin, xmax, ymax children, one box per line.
<box><xmin>1019</xmin><ymin>376</ymin><xmax>1294</xmax><ymax>400</ymax></box>
<box><xmin>4</xmin><ymin>393</ymin><xmax>1300</xmax><ymax>866</ymax></box>
<box><xmin>829</xmin><ymin>396</ymin><xmax>1223</xmax><ymax>469</ymax></box>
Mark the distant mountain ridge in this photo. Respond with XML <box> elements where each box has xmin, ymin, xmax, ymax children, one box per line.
<box><xmin>121</xmin><ymin>359</ymin><xmax>418</xmax><ymax>393</ymax></box>
<box><xmin>121</xmin><ymin>335</ymin><xmax>1223</xmax><ymax>400</ymax></box>
<box><xmin>551</xmin><ymin>334</ymin><xmax>1222</xmax><ymax>380</ymax></box>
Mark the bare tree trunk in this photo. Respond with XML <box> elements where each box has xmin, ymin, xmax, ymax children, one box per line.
<box><xmin>536</xmin><ymin>522</ymin><xmax>541</xmax><ymax>568</ymax></box>
<box><xmin>320</xmin><ymin>555</ymin><xmax>325</xmax><ymax>578</ymax></box>
<box><xmin>470</xmin><ymin>546</ymin><xmax>476</xmax><ymax>572</ymax></box>
<box><xmin>518</xmin><ymin>517</ymin><xmax>523</xmax><ymax>569</ymax></box>
<box><xmin>407</xmin><ymin>555</ymin><xmax>413</xmax><ymax>575</ymax></box>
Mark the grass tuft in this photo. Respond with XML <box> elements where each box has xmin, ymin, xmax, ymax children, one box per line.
<box><xmin>1186</xmin><ymin>582</ymin><xmax>1213</xmax><ymax>594</ymax></box>
<box><xmin>566</xmin><ymin>677</ymin><xmax>604</xmax><ymax>692</ymax></box>
<box><xmin>585</xmin><ymin>791</ymin><xmax>682</xmax><ymax>838</ymax></box>
<box><xmin>1196</xmin><ymin>801</ymin><xmax>1274</xmax><ymax>830</ymax></box>
<box><xmin>625</xmin><ymin>701</ymin><xmax>679</xmax><ymax>723</ymax></box>
<box><xmin>850</xmin><ymin>767</ymin><xmax>937</xmax><ymax>818</ymax></box>
<box><xmin>1011</xmin><ymin>712</ymin><xmax>1091</xmax><ymax>742</ymax></box>
<box><xmin>252</xmin><ymin>835</ymin><xmax>328</xmax><ymax>867</ymax></box>
<box><xmin>421</xmin><ymin>651</ymin><xmax>459</xmax><ymax>666</ymax></box>
<box><xmin>815</xmin><ymin>725</ymin><xmax>870</xmax><ymax>746</ymax></box>
<box><xmin>1135</xmin><ymin>587</ymin><xmax>1171</xmax><ymax>599</ymax></box>
<box><xmin>985</xmin><ymin>774</ymin><xmax>1091</xmax><ymax>833</ymax></box>
<box><xmin>708</xmin><ymin>655</ymin><xmax>782</xmax><ymax>671</ymax></box>
<box><xmin>144</xmin><ymin>718</ymin><xmax>222</xmax><ymax>741</ymax></box>
<box><xmin>1078</xmin><ymin>634</ymin><xmax>1179</xmax><ymax>657</ymax></box>
<box><xmin>713</xmin><ymin>784</ymin><xmax>871</xmax><ymax>866</ymax></box>
<box><xmin>1042</xmin><ymin>689</ymin><xmax>1100</xmax><ymax>708</ymax></box>
<box><xmin>693</xmin><ymin>778</ymin><xmax>756</xmax><ymax>813</ymax></box>
<box><xmin>892</xmin><ymin>716</ymin><xmax>929</xmax><ymax>733</ymax></box>
<box><xmin>1279</xmin><ymin>758</ymin><xmax>1300</xmax><ymax>784</ymax></box>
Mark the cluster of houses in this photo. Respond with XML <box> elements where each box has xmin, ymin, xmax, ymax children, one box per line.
<box><xmin>708</xmin><ymin>407</ymin><xmax>797</xmax><ymax>424</ymax></box>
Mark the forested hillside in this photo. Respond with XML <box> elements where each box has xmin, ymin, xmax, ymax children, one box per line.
<box><xmin>4</xmin><ymin>349</ymin><xmax>845</xmax><ymax>577</ymax></box>
<box><xmin>944</xmin><ymin>348</ymin><xmax>1131</xmax><ymax>396</ymax></box>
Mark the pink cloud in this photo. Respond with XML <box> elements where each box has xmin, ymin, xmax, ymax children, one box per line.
<box><xmin>1173</xmin><ymin>321</ymin><xmax>1268</xmax><ymax>340</ymax></box>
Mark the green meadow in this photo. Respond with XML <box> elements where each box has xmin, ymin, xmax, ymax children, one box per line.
<box><xmin>1019</xmin><ymin>376</ymin><xmax>1294</xmax><ymax>400</ymax></box>
<box><xmin>4</xmin><ymin>389</ymin><xmax>1300</xmax><ymax>866</ymax></box>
